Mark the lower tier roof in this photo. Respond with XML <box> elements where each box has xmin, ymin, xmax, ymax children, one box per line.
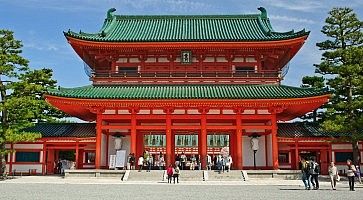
<box><xmin>48</xmin><ymin>84</ymin><xmax>328</xmax><ymax>99</ymax></box>
<box><xmin>25</xmin><ymin>123</ymin><xmax>349</xmax><ymax>138</ymax></box>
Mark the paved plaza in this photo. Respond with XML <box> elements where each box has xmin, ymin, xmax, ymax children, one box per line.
<box><xmin>0</xmin><ymin>177</ymin><xmax>362</xmax><ymax>200</ymax></box>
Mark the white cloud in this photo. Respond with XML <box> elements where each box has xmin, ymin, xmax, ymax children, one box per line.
<box><xmin>264</xmin><ymin>0</ymin><xmax>324</xmax><ymax>12</ymax></box>
<box><xmin>269</xmin><ymin>15</ymin><xmax>316</xmax><ymax>24</ymax></box>
<box><xmin>24</xmin><ymin>42</ymin><xmax>59</xmax><ymax>51</ymax></box>
<box><xmin>1</xmin><ymin>0</ymin><xmax>213</xmax><ymax>14</ymax></box>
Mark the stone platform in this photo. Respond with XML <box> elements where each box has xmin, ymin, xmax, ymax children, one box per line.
<box><xmin>63</xmin><ymin>169</ymin><xmax>301</xmax><ymax>181</ymax></box>
<box><xmin>64</xmin><ymin>169</ymin><xmax>126</xmax><ymax>179</ymax></box>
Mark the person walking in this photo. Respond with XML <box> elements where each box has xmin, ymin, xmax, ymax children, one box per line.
<box><xmin>147</xmin><ymin>154</ymin><xmax>153</xmax><ymax>172</ymax></box>
<box><xmin>158</xmin><ymin>154</ymin><xmax>165</xmax><ymax>170</ymax></box>
<box><xmin>57</xmin><ymin>159</ymin><xmax>63</xmax><ymax>174</ymax></box>
<box><xmin>347</xmin><ymin>159</ymin><xmax>357</xmax><ymax>191</ymax></box>
<box><xmin>173</xmin><ymin>165</ymin><xmax>180</xmax><ymax>184</ymax></box>
<box><xmin>217</xmin><ymin>155</ymin><xmax>222</xmax><ymax>174</ymax></box>
<box><xmin>356</xmin><ymin>165</ymin><xmax>362</xmax><ymax>184</ymax></box>
<box><xmin>197</xmin><ymin>155</ymin><xmax>201</xmax><ymax>170</ymax></box>
<box><xmin>175</xmin><ymin>154</ymin><xmax>180</xmax><ymax>169</ymax></box>
<box><xmin>221</xmin><ymin>156</ymin><xmax>226</xmax><ymax>173</ymax></box>
<box><xmin>130</xmin><ymin>153</ymin><xmax>135</xmax><ymax>170</ymax></box>
<box><xmin>138</xmin><ymin>155</ymin><xmax>144</xmax><ymax>172</ymax></box>
<box><xmin>299</xmin><ymin>157</ymin><xmax>311</xmax><ymax>190</ymax></box>
<box><xmin>166</xmin><ymin>165</ymin><xmax>174</xmax><ymax>184</ymax></box>
<box><xmin>207</xmin><ymin>154</ymin><xmax>212</xmax><ymax>170</ymax></box>
<box><xmin>226</xmin><ymin>155</ymin><xmax>233</xmax><ymax>172</ymax></box>
<box><xmin>328</xmin><ymin>162</ymin><xmax>338</xmax><ymax>190</ymax></box>
<box><xmin>190</xmin><ymin>154</ymin><xmax>196</xmax><ymax>170</ymax></box>
<box><xmin>310</xmin><ymin>157</ymin><xmax>320</xmax><ymax>190</ymax></box>
<box><xmin>180</xmin><ymin>153</ymin><xmax>187</xmax><ymax>170</ymax></box>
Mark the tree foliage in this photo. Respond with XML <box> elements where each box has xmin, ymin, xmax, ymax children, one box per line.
<box><xmin>300</xmin><ymin>76</ymin><xmax>325</xmax><ymax>122</ymax></box>
<box><xmin>312</xmin><ymin>7</ymin><xmax>363</xmax><ymax>165</ymax></box>
<box><xmin>0</xmin><ymin>29</ymin><xmax>65</xmax><ymax>178</ymax></box>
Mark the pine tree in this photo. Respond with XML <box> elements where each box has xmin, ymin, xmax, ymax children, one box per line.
<box><xmin>314</xmin><ymin>8</ymin><xmax>363</xmax><ymax>165</ymax></box>
<box><xmin>301</xmin><ymin>76</ymin><xmax>325</xmax><ymax>122</ymax></box>
<box><xmin>0</xmin><ymin>30</ymin><xmax>64</xmax><ymax>178</ymax></box>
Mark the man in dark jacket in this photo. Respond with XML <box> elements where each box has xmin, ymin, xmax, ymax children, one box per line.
<box><xmin>299</xmin><ymin>157</ymin><xmax>311</xmax><ymax>190</ymax></box>
<box><xmin>310</xmin><ymin>157</ymin><xmax>320</xmax><ymax>190</ymax></box>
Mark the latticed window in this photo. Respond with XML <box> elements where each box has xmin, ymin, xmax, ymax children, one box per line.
<box><xmin>15</xmin><ymin>152</ymin><xmax>40</xmax><ymax>162</ymax></box>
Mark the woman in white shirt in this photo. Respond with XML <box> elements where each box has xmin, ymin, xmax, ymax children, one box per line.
<box><xmin>328</xmin><ymin>162</ymin><xmax>338</xmax><ymax>190</ymax></box>
<box><xmin>138</xmin><ymin>156</ymin><xmax>144</xmax><ymax>172</ymax></box>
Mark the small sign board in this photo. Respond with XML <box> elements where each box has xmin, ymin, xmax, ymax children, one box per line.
<box><xmin>181</xmin><ymin>50</ymin><xmax>192</xmax><ymax>64</ymax></box>
<box><xmin>109</xmin><ymin>155</ymin><xmax>116</xmax><ymax>169</ymax></box>
<box><xmin>116</xmin><ymin>150</ymin><xmax>126</xmax><ymax>168</ymax></box>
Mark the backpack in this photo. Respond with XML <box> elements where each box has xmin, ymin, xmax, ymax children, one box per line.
<box><xmin>313</xmin><ymin>163</ymin><xmax>320</xmax><ymax>174</ymax></box>
<box><xmin>301</xmin><ymin>161</ymin><xmax>310</xmax><ymax>173</ymax></box>
<box><xmin>167</xmin><ymin>167</ymin><xmax>173</xmax><ymax>176</ymax></box>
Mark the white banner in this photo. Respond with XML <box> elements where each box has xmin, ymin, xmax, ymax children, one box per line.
<box><xmin>116</xmin><ymin>150</ymin><xmax>126</xmax><ymax>168</ymax></box>
<box><xmin>109</xmin><ymin>155</ymin><xmax>116</xmax><ymax>169</ymax></box>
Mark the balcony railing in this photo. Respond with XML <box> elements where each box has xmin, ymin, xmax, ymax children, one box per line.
<box><xmin>91</xmin><ymin>70</ymin><xmax>282</xmax><ymax>85</ymax></box>
<box><xmin>92</xmin><ymin>70</ymin><xmax>281</xmax><ymax>79</ymax></box>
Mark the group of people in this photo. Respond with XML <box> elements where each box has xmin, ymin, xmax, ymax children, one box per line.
<box><xmin>135</xmin><ymin>151</ymin><xmax>166</xmax><ymax>172</ymax></box>
<box><xmin>207</xmin><ymin>154</ymin><xmax>233</xmax><ymax>173</ymax></box>
<box><xmin>300</xmin><ymin>157</ymin><xmax>361</xmax><ymax>191</ymax></box>
<box><xmin>175</xmin><ymin>153</ymin><xmax>200</xmax><ymax>170</ymax></box>
<box><xmin>166</xmin><ymin>164</ymin><xmax>180</xmax><ymax>184</ymax></box>
<box><xmin>300</xmin><ymin>157</ymin><xmax>320</xmax><ymax>190</ymax></box>
<box><xmin>132</xmin><ymin>151</ymin><xmax>233</xmax><ymax>172</ymax></box>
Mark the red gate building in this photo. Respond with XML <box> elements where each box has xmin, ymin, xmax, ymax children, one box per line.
<box><xmin>6</xmin><ymin>8</ymin><xmax>361</xmax><ymax>175</ymax></box>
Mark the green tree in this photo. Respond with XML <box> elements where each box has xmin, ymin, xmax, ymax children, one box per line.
<box><xmin>0</xmin><ymin>30</ymin><xmax>63</xmax><ymax>178</ymax></box>
<box><xmin>314</xmin><ymin>7</ymin><xmax>363</xmax><ymax>165</ymax></box>
<box><xmin>301</xmin><ymin>76</ymin><xmax>325</xmax><ymax>122</ymax></box>
<box><xmin>11</xmin><ymin>68</ymin><xmax>68</xmax><ymax>122</ymax></box>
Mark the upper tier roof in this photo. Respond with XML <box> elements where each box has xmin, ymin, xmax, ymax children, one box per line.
<box><xmin>24</xmin><ymin>122</ymin><xmax>349</xmax><ymax>139</ymax></box>
<box><xmin>64</xmin><ymin>7</ymin><xmax>309</xmax><ymax>42</ymax></box>
<box><xmin>48</xmin><ymin>84</ymin><xmax>328</xmax><ymax>100</ymax></box>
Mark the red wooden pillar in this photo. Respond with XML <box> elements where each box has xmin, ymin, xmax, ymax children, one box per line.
<box><xmin>136</xmin><ymin>132</ymin><xmax>144</xmax><ymax>158</ymax></box>
<box><xmin>46</xmin><ymin>149</ymin><xmax>55</xmax><ymax>174</ymax></box>
<box><xmin>271</xmin><ymin>112</ymin><xmax>279</xmax><ymax>170</ymax></box>
<box><xmin>320</xmin><ymin>150</ymin><xmax>328</xmax><ymax>175</ymax></box>
<box><xmin>198</xmin><ymin>107</ymin><xmax>208</xmax><ymax>170</ymax></box>
<box><xmin>234</xmin><ymin>108</ymin><xmax>243</xmax><ymax>170</ymax></box>
<box><xmin>9</xmin><ymin>143</ymin><xmax>13</xmax><ymax>174</ymax></box>
<box><xmin>328</xmin><ymin>145</ymin><xmax>333</xmax><ymax>165</ymax></box>
<box><xmin>42</xmin><ymin>142</ymin><xmax>47</xmax><ymax>175</ymax></box>
<box><xmin>294</xmin><ymin>140</ymin><xmax>299</xmax><ymax>170</ymax></box>
<box><xmin>229</xmin><ymin>132</ymin><xmax>235</xmax><ymax>168</ymax></box>
<box><xmin>105</xmin><ymin>132</ymin><xmax>109</xmax><ymax>167</ymax></box>
<box><xmin>78</xmin><ymin>149</ymin><xmax>84</xmax><ymax>169</ymax></box>
<box><xmin>95</xmin><ymin>113</ymin><xmax>102</xmax><ymax>169</ymax></box>
<box><xmin>75</xmin><ymin>140</ymin><xmax>79</xmax><ymax>169</ymax></box>
<box><xmin>130</xmin><ymin>108</ymin><xmax>137</xmax><ymax>155</ymax></box>
<box><xmin>165</xmin><ymin>107</ymin><xmax>174</xmax><ymax>167</ymax></box>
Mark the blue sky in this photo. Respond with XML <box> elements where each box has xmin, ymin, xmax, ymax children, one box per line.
<box><xmin>1</xmin><ymin>0</ymin><xmax>362</xmax><ymax>87</ymax></box>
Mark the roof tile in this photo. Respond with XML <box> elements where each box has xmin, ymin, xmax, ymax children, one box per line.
<box><xmin>64</xmin><ymin>8</ymin><xmax>309</xmax><ymax>42</ymax></box>
<box><xmin>48</xmin><ymin>85</ymin><xmax>328</xmax><ymax>100</ymax></box>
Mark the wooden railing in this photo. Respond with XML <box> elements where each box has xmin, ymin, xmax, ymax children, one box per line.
<box><xmin>92</xmin><ymin>70</ymin><xmax>281</xmax><ymax>79</ymax></box>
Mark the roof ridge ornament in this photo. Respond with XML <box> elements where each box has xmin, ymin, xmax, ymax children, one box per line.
<box><xmin>257</xmin><ymin>7</ymin><xmax>267</xmax><ymax>18</ymax></box>
<box><xmin>107</xmin><ymin>8</ymin><xmax>116</xmax><ymax>19</ymax></box>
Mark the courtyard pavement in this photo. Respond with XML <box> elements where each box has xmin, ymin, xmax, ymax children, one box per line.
<box><xmin>0</xmin><ymin>176</ymin><xmax>362</xmax><ymax>200</ymax></box>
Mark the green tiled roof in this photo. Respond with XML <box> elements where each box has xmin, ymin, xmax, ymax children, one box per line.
<box><xmin>277</xmin><ymin>123</ymin><xmax>351</xmax><ymax>138</ymax></box>
<box><xmin>64</xmin><ymin>7</ymin><xmax>309</xmax><ymax>42</ymax></box>
<box><xmin>47</xmin><ymin>85</ymin><xmax>328</xmax><ymax>100</ymax></box>
<box><xmin>23</xmin><ymin>123</ymin><xmax>348</xmax><ymax>138</ymax></box>
<box><xmin>25</xmin><ymin>123</ymin><xmax>96</xmax><ymax>138</ymax></box>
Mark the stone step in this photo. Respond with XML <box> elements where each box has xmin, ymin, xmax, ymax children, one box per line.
<box><xmin>178</xmin><ymin>170</ymin><xmax>204</xmax><ymax>181</ymax></box>
<box><xmin>127</xmin><ymin>170</ymin><xmax>165</xmax><ymax>181</ymax></box>
<box><xmin>208</xmin><ymin>170</ymin><xmax>244</xmax><ymax>181</ymax></box>
<box><xmin>245</xmin><ymin>170</ymin><xmax>300</xmax><ymax>180</ymax></box>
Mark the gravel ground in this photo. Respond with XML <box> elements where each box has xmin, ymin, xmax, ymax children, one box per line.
<box><xmin>0</xmin><ymin>183</ymin><xmax>362</xmax><ymax>200</ymax></box>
